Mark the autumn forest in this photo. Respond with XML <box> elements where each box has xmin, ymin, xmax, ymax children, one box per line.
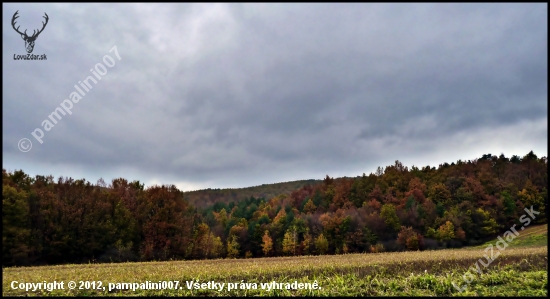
<box><xmin>2</xmin><ymin>151</ymin><xmax>547</xmax><ymax>266</ymax></box>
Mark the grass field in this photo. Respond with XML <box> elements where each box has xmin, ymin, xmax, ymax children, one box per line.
<box><xmin>476</xmin><ymin>224</ymin><xmax>548</xmax><ymax>249</ymax></box>
<box><xmin>3</xmin><ymin>243</ymin><xmax>547</xmax><ymax>296</ymax></box>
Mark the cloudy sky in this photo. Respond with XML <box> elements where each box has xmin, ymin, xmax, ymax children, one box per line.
<box><xmin>3</xmin><ymin>3</ymin><xmax>547</xmax><ymax>191</ymax></box>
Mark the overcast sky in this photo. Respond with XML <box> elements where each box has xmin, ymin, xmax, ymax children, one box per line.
<box><xmin>3</xmin><ymin>3</ymin><xmax>547</xmax><ymax>191</ymax></box>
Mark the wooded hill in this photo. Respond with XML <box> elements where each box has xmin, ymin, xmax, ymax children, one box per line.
<box><xmin>3</xmin><ymin>151</ymin><xmax>547</xmax><ymax>266</ymax></box>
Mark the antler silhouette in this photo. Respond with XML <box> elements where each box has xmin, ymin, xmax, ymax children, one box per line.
<box><xmin>11</xmin><ymin>11</ymin><xmax>49</xmax><ymax>39</ymax></box>
<box><xmin>11</xmin><ymin>10</ymin><xmax>25</xmax><ymax>36</ymax></box>
<box><xmin>32</xmin><ymin>12</ymin><xmax>49</xmax><ymax>38</ymax></box>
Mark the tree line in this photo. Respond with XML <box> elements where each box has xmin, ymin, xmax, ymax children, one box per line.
<box><xmin>3</xmin><ymin>151</ymin><xmax>547</xmax><ymax>266</ymax></box>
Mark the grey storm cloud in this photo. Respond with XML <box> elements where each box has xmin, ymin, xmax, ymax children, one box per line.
<box><xmin>3</xmin><ymin>3</ymin><xmax>547</xmax><ymax>190</ymax></box>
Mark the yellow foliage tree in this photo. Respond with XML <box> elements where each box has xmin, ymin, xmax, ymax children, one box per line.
<box><xmin>273</xmin><ymin>208</ymin><xmax>287</xmax><ymax>224</ymax></box>
<box><xmin>437</xmin><ymin>221</ymin><xmax>455</xmax><ymax>241</ymax></box>
<box><xmin>210</xmin><ymin>235</ymin><xmax>223</xmax><ymax>258</ymax></box>
<box><xmin>302</xmin><ymin>230</ymin><xmax>312</xmax><ymax>254</ymax></box>
<box><xmin>282</xmin><ymin>227</ymin><xmax>298</xmax><ymax>255</ymax></box>
<box><xmin>303</xmin><ymin>199</ymin><xmax>317</xmax><ymax>214</ymax></box>
<box><xmin>518</xmin><ymin>180</ymin><xmax>546</xmax><ymax>223</ymax></box>
<box><xmin>216</xmin><ymin>208</ymin><xmax>228</xmax><ymax>227</ymax></box>
<box><xmin>315</xmin><ymin>233</ymin><xmax>329</xmax><ymax>255</ymax></box>
<box><xmin>226</xmin><ymin>235</ymin><xmax>239</xmax><ymax>258</ymax></box>
<box><xmin>261</xmin><ymin>230</ymin><xmax>273</xmax><ymax>256</ymax></box>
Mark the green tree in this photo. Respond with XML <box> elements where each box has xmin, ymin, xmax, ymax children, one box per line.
<box><xmin>381</xmin><ymin>204</ymin><xmax>401</xmax><ymax>232</ymax></box>
<box><xmin>501</xmin><ymin>191</ymin><xmax>516</xmax><ymax>217</ymax></box>
<box><xmin>406</xmin><ymin>235</ymin><xmax>419</xmax><ymax>250</ymax></box>
<box><xmin>429</xmin><ymin>183</ymin><xmax>452</xmax><ymax>207</ymax></box>
<box><xmin>475</xmin><ymin>208</ymin><xmax>499</xmax><ymax>236</ymax></box>
<box><xmin>363</xmin><ymin>227</ymin><xmax>378</xmax><ymax>246</ymax></box>
<box><xmin>3</xmin><ymin>185</ymin><xmax>31</xmax><ymax>265</ymax></box>
<box><xmin>405</xmin><ymin>196</ymin><xmax>416</xmax><ymax>211</ymax></box>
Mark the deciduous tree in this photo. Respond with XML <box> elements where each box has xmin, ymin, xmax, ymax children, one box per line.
<box><xmin>314</xmin><ymin>233</ymin><xmax>329</xmax><ymax>255</ymax></box>
<box><xmin>261</xmin><ymin>230</ymin><xmax>273</xmax><ymax>256</ymax></box>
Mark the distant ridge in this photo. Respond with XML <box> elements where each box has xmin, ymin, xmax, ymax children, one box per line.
<box><xmin>183</xmin><ymin>179</ymin><xmax>322</xmax><ymax>208</ymax></box>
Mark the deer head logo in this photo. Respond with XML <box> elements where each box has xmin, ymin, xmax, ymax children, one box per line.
<box><xmin>11</xmin><ymin>10</ymin><xmax>49</xmax><ymax>54</ymax></box>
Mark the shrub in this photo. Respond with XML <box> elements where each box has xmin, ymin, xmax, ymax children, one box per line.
<box><xmin>397</xmin><ymin>226</ymin><xmax>425</xmax><ymax>250</ymax></box>
<box><xmin>370</xmin><ymin>243</ymin><xmax>385</xmax><ymax>253</ymax></box>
